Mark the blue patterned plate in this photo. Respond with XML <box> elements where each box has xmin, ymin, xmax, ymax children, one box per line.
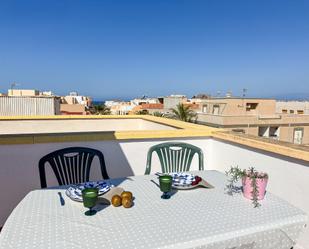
<box><xmin>169</xmin><ymin>172</ymin><xmax>195</xmax><ymax>188</ymax></box>
<box><xmin>65</xmin><ymin>181</ymin><xmax>112</xmax><ymax>202</ymax></box>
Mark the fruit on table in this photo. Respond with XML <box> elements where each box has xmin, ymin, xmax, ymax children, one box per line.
<box><xmin>121</xmin><ymin>191</ymin><xmax>133</xmax><ymax>200</ymax></box>
<box><xmin>122</xmin><ymin>196</ymin><xmax>133</xmax><ymax>208</ymax></box>
<box><xmin>111</xmin><ymin>195</ymin><xmax>122</xmax><ymax>207</ymax></box>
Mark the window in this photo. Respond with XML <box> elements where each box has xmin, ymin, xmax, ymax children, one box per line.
<box><xmin>258</xmin><ymin>127</ymin><xmax>269</xmax><ymax>137</ymax></box>
<box><xmin>246</xmin><ymin>103</ymin><xmax>258</xmax><ymax>111</ymax></box>
<box><xmin>282</xmin><ymin>109</ymin><xmax>288</xmax><ymax>114</ymax></box>
<box><xmin>212</xmin><ymin>105</ymin><xmax>220</xmax><ymax>115</ymax></box>
<box><xmin>269</xmin><ymin>126</ymin><xmax>280</xmax><ymax>139</ymax></box>
<box><xmin>202</xmin><ymin>105</ymin><xmax>208</xmax><ymax>113</ymax></box>
<box><xmin>297</xmin><ymin>110</ymin><xmax>304</xmax><ymax>114</ymax></box>
<box><xmin>290</xmin><ymin>110</ymin><xmax>294</xmax><ymax>114</ymax></box>
<box><xmin>258</xmin><ymin>126</ymin><xmax>279</xmax><ymax>140</ymax></box>
<box><xmin>293</xmin><ymin>128</ymin><xmax>304</xmax><ymax>144</ymax></box>
<box><xmin>232</xmin><ymin>129</ymin><xmax>245</xmax><ymax>134</ymax></box>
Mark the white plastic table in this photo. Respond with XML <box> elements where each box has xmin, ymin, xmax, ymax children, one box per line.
<box><xmin>0</xmin><ymin>170</ymin><xmax>307</xmax><ymax>249</ymax></box>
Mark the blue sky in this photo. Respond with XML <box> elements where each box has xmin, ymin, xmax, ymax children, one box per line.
<box><xmin>0</xmin><ymin>0</ymin><xmax>308</xmax><ymax>99</ymax></box>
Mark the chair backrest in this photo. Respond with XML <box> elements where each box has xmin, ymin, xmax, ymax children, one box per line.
<box><xmin>145</xmin><ymin>142</ymin><xmax>204</xmax><ymax>175</ymax></box>
<box><xmin>39</xmin><ymin>147</ymin><xmax>109</xmax><ymax>188</ymax></box>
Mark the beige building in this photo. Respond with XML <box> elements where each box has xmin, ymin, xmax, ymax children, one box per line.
<box><xmin>130</xmin><ymin>103</ymin><xmax>164</xmax><ymax>114</ymax></box>
<box><xmin>197</xmin><ymin>97</ymin><xmax>309</xmax><ymax>145</ymax></box>
<box><xmin>60</xmin><ymin>93</ymin><xmax>92</xmax><ymax>115</ymax></box>
<box><xmin>8</xmin><ymin>89</ymin><xmax>54</xmax><ymax>97</ymax></box>
<box><xmin>163</xmin><ymin>95</ymin><xmax>187</xmax><ymax>110</ymax></box>
<box><xmin>8</xmin><ymin>89</ymin><xmax>40</xmax><ymax>96</ymax></box>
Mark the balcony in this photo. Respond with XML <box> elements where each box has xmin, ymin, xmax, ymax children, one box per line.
<box><xmin>0</xmin><ymin>115</ymin><xmax>308</xmax><ymax>248</ymax></box>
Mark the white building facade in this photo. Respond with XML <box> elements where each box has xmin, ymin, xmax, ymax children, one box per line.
<box><xmin>0</xmin><ymin>96</ymin><xmax>60</xmax><ymax>116</ymax></box>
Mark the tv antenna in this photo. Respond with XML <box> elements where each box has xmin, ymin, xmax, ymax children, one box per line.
<box><xmin>242</xmin><ymin>88</ymin><xmax>247</xmax><ymax>98</ymax></box>
<box><xmin>10</xmin><ymin>82</ymin><xmax>20</xmax><ymax>89</ymax></box>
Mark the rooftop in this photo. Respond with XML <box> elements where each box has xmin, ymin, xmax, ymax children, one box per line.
<box><xmin>0</xmin><ymin>115</ymin><xmax>308</xmax><ymax>248</ymax></box>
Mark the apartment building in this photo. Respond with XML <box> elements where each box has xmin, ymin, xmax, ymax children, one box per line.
<box><xmin>130</xmin><ymin>95</ymin><xmax>200</xmax><ymax>115</ymax></box>
<box><xmin>163</xmin><ymin>95</ymin><xmax>187</xmax><ymax>109</ymax></box>
<box><xmin>196</xmin><ymin>97</ymin><xmax>309</xmax><ymax>145</ymax></box>
<box><xmin>109</xmin><ymin>102</ymin><xmax>133</xmax><ymax>115</ymax></box>
<box><xmin>130</xmin><ymin>97</ymin><xmax>161</xmax><ymax>106</ymax></box>
<box><xmin>105</xmin><ymin>100</ymin><xmax>123</xmax><ymax>108</ymax></box>
<box><xmin>276</xmin><ymin>101</ymin><xmax>309</xmax><ymax>115</ymax></box>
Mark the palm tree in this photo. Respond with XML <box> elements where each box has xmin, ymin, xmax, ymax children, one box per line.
<box><xmin>90</xmin><ymin>104</ymin><xmax>111</xmax><ymax>115</ymax></box>
<box><xmin>171</xmin><ymin>103</ymin><xmax>197</xmax><ymax>122</ymax></box>
<box><xmin>136</xmin><ymin>110</ymin><xmax>149</xmax><ymax>115</ymax></box>
<box><xmin>152</xmin><ymin>111</ymin><xmax>164</xmax><ymax>117</ymax></box>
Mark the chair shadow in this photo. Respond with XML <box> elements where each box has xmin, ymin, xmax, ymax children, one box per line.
<box><xmin>110</xmin><ymin>177</ymin><xmax>134</xmax><ymax>187</ymax></box>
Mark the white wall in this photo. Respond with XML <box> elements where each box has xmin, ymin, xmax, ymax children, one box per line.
<box><xmin>0</xmin><ymin>97</ymin><xmax>58</xmax><ymax>116</ymax></box>
<box><xmin>276</xmin><ymin>101</ymin><xmax>309</xmax><ymax>114</ymax></box>
<box><xmin>209</xmin><ymin>139</ymin><xmax>309</xmax><ymax>248</ymax></box>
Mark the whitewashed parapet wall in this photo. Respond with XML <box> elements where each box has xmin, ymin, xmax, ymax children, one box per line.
<box><xmin>207</xmin><ymin>139</ymin><xmax>309</xmax><ymax>249</ymax></box>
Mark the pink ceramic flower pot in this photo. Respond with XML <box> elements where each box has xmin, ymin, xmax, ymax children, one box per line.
<box><xmin>242</xmin><ymin>176</ymin><xmax>268</xmax><ymax>200</ymax></box>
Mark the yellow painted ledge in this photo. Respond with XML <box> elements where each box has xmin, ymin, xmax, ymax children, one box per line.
<box><xmin>0</xmin><ymin>115</ymin><xmax>308</xmax><ymax>162</ymax></box>
<box><xmin>0</xmin><ymin>115</ymin><xmax>129</xmax><ymax>120</ymax></box>
<box><xmin>212</xmin><ymin>131</ymin><xmax>309</xmax><ymax>162</ymax></box>
<box><xmin>0</xmin><ymin>129</ymin><xmax>215</xmax><ymax>145</ymax></box>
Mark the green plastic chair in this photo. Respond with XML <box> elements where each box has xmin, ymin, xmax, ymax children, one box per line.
<box><xmin>39</xmin><ymin>147</ymin><xmax>109</xmax><ymax>188</ymax></box>
<box><xmin>145</xmin><ymin>142</ymin><xmax>204</xmax><ymax>175</ymax></box>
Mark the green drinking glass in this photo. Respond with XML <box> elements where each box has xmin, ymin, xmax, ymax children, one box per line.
<box><xmin>82</xmin><ymin>188</ymin><xmax>98</xmax><ymax>216</ymax></box>
<box><xmin>159</xmin><ymin>175</ymin><xmax>173</xmax><ymax>199</ymax></box>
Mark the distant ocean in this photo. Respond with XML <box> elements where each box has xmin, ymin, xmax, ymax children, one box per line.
<box><xmin>92</xmin><ymin>97</ymin><xmax>132</xmax><ymax>105</ymax></box>
<box><xmin>272</xmin><ymin>93</ymin><xmax>309</xmax><ymax>101</ymax></box>
<box><xmin>92</xmin><ymin>100</ymin><xmax>105</xmax><ymax>105</ymax></box>
<box><xmin>91</xmin><ymin>93</ymin><xmax>309</xmax><ymax>105</ymax></box>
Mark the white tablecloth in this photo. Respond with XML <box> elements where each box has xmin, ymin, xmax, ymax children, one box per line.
<box><xmin>0</xmin><ymin>170</ymin><xmax>307</xmax><ymax>249</ymax></box>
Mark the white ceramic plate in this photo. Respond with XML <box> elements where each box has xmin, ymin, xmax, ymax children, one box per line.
<box><xmin>169</xmin><ymin>172</ymin><xmax>195</xmax><ymax>189</ymax></box>
<box><xmin>65</xmin><ymin>181</ymin><xmax>112</xmax><ymax>202</ymax></box>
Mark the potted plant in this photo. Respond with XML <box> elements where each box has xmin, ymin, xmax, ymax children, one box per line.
<box><xmin>225</xmin><ymin>166</ymin><xmax>269</xmax><ymax>207</ymax></box>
